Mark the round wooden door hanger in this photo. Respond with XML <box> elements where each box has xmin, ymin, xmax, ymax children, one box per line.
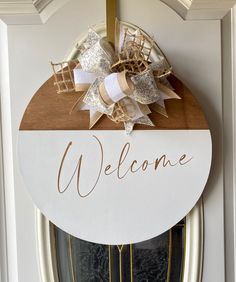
<box><xmin>18</xmin><ymin>23</ymin><xmax>212</xmax><ymax>245</ymax></box>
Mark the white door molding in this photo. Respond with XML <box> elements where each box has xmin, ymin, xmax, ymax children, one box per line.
<box><xmin>0</xmin><ymin>99</ymin><xmax>8</xmax><ymax>282</ymax></box>
<box><xmin>0</xmin><ymin>1</ymin><xmax>41</xmax><ymax>24</ymax></box>
<box><xmin>161</xmin><ymin>0</ymin><xmax>236</xmax><ymax>20</ymax></box>
<box><xmin>36</xmin><ymin>201</ymin><xmax>204</xmax><ymax>282</ymax></box>
<box><xmin>33</xmin><ymin>0</ymin><xmax>53</xmax><ymax>12</ymax></box>
<box><xmin>0</xmin><ymin>0</ymin><xmax>70</xmax><ymax>24</ymax></box>
<box><xmin>222</xmin><ymin>8</ymin><xmax>236</xmax><ymax>282</ymax></box>
<box><xmin>0</xmin><ymin>0</ymin><xmax>236</xmax><ymax>24</ymax></box>
<box><xmin>232</xmin><ymin>8</ymin><xmax>236</xmax><ymax>281</ymax></box>
<box><xmin>160</xmin><ymin>0</ymin><xmax>191</xmax><ymax>19</ymax></box>
<box><xmin>0</xmin><ymin>21</ymin><xmax>19</xmax><ymax>282</ymax></box>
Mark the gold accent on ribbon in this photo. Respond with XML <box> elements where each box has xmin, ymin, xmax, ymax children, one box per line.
<box><xmin>99</xmin><ymin>83</ymin><xmax>115</xmax><ymax>106</ymax></box>
<box><xmin>117</xmin><ymin>71</ymin><xmax>134</xmax><ymax>95</ymax></box>
<box><xmin>75</xmin><ymin>84</ymin><xmax>91</xmax><ymax>92</ymax></box>
<box><xmin>99</xmin><ymin>71</ymin><xmax>134</xmax><ymax>107</ymax></box>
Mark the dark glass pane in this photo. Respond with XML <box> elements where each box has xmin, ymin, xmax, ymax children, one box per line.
<box><xmin>53</xmin><ymin>221</ymin><xmax>185</xmax><ymax>282</ymax></box>
<box><xmin>72</xmin><ymin>240</ymin><xmax>109</xmax><ymax>281</ymax></box>
<box><xmin>132</xmin><ymin>233</ymin><xmax>169</xmax><ymax>282</ymax></box>
<box><xmin>170</xmin><ymin>223</ymin><xmax>185</xmax><ymax>282</ymax></box>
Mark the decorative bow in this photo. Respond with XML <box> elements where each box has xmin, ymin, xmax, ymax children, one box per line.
<box><xmin>52</xmin><ymin>22</ymin><xmax>181</xmax><ymax>134</ymax></box>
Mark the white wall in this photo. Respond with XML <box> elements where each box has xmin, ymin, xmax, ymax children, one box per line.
<box><xmin>1</xmin><ymin>0</ymin><xmax>224</xmax><ymax>281</ymax></box>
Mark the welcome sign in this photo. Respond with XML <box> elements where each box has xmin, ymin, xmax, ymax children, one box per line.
<box><xmin>18</xmin><ymin>128</ymin><xmax>211</xmax><ymax>244</ymax></box>
<box><xmin>18</xmin><ymin>22</ymin><xmax>212</xmax><ymax>244</ymax></box>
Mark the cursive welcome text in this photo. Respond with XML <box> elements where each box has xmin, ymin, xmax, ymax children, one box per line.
<box><xmin>57</xmin><ymin>135</ymin><xmax>193</xmax><ymax>198</ymax></box>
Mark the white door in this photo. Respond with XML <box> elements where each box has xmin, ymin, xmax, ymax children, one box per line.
<box><xmin>0</xmin><ymin>0</ymin><xmax>234</xmax><ymax>281</ymax></box>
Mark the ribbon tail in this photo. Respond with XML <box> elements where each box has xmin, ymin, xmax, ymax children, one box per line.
<box><xmin>89</xmin><ymin>110</ymin><xmax>104</xmax><ymax>129</ymax></box>
<box><xmin>156</xmin><ymin>82</ymin><xmax>181</xmax><ymax>100</ymax></box>
<box><xmin>70</xmin><ymin>93</ymin><xmax>87</xmax><ymax>114</ymax></box>
<box><xmin>124</xmin><ymin>114</ymin><xmax>154</xmax><ymax>134</ymax></box>
<box><xmin>138</xmin><ymin>103</ymin><xmax>151</xmax><ymax>116</ymax></box>
<box><xmin>124</xmin><ymin>121</ymin><xmax>135</xmax><ymax>134</ymax></box>
<box><xmin>149</xmin><ymin>82</ymin><xmax>181</xmax><ymax>118</ymax></box>
<box><xmin>135</xmin><ymin>116</ymin><xmax>154</xmax><ymax>127</ymax></box>
<box><xmin>150</xmin><ymin>102</ymin><xmax>168</xmax><ymax>118</ymax></box>
<box><xmin>70</xmin><ymin>93</ymin><xmax>103</xmax><ymax>128</ymax></box>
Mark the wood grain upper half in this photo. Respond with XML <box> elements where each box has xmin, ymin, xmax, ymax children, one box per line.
<box><xmin>19</xmin><ymin>74</ymin><xmax>209</xmax><ymax>131</ymax></box>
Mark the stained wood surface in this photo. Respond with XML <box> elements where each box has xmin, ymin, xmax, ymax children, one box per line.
<box><xmin>19</xmin><ymin>74</ymin><xmax>209</xmax><ymax>130</ymax></box>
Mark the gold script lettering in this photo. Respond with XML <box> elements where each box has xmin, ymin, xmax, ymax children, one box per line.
<box><xmin>57</xmin><ymin>136</ymin><xmax>193</xmax><ymax>199</ymax></box>
<box><xmin>57</xmin><ymin>136</ymin><xmax>103</xmax><ymax>198</ymax></box>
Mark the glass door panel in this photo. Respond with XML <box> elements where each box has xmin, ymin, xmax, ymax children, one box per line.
<box><xmin>53</xmin><ymin>220</ymin><xmax>185</xmax><ymax>282</ymax></box>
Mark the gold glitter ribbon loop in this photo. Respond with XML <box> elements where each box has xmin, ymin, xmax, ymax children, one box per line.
<box><xmin>52</xmin><ymin>22</ymin><xmax>181</xmax><ymax>133</ymax></box>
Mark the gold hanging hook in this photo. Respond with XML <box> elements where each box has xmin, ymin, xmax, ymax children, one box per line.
<box><xmin>106</xmin><ymin>0</ymin><xmax>117</xmax><ymax>47</ymax></box>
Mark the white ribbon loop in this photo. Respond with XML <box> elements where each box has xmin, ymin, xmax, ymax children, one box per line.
<box><xmin>73</xmin><ymin>68</ymin><xmax>98</xmax><ymax>92</ymax></box>
<box><xmin>98</xmin><ymin>71</ymin><xmax>134</xmax><ymax>106</ymax></box>
<box><xmin>103</xmin><ymin>73</ymin><xmax>126</xmax><ymax>103</ymax></box>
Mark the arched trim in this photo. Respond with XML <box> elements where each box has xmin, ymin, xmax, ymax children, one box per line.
<box><xmin>0</xmin><ymin>0</ymin><xmax>70</xmax><ymax>24</ymax></box>
<box><xmin>160</xmin><ymin>0</ymin><xmax>190</xmax><ymax>19</ymax></box>
<box><xmin>161</xmin><ymin>0</ymin><xmax>236</xmax><ymax>20</ymax></box>
<box><xmin>0</xmin><ymin>0</ymin><xmax>236</xmax><ymax>24</ymax></box>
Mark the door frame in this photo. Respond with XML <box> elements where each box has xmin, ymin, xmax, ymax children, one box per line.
<box><xmin>0</xmin><ymin>3</ymin><xmax>236</xmax><ymax>282</ymax></box>
<box><xmin>0</xmin><ymin>20</ymin><xmax>19</xmax><ymax>282</ymax></box>
<box><xmin>0</xmin><ymin>93</ymin><xmax>8</xmax><ymax>282</ymax></box>
<box><xmin>222</xmin><ymin>7</ymin><xmax>236</xmax><ymax>282</ymax></box>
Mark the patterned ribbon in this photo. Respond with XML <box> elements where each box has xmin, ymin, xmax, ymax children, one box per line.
<box><xmin>70</xmin><ymin>23</ymin><xmax>181</xmax><ymax>133</ymax></box>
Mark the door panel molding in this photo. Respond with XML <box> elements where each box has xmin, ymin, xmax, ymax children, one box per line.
<box><xmin>222</xmin><ymin>7</ymin><xmax>236</xmax><ymax>282</ymax></box>
<box><xmin>36</xmin><ymin>201</ymin><xmax>204</xmax><ymax>282</ymax></box>
<box><xmin>34</xmin><ymin>0</ymin><xmax>53</xmax><ymax>13</ymax></box>
<box><xmin>0</xmin><ymin>95</ymin><xmax>8</xmax><ymax>282</ymax></box>
<box><xmin>162</xmin><ymin>0</ymin><xmax>236</xmax><ymax>20</ymax></box>
<box><xmin>36</xmin><ymin>211</ymin><xmax>59</xmax><ymax>282</ymax></box>
<box><xmin>0</xmin><ymin>20</ymin><xmax>19</xmax><ymax>282</ymax></box>
<box><xmin>0</xmin><ymin>0</ymin><xmax>235</xmax><ymax>24</ymax></box>
<box><xmin>0</xmin><ymin>0</ymin><xmax>70</xmax><ymax>24</ymax></box>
